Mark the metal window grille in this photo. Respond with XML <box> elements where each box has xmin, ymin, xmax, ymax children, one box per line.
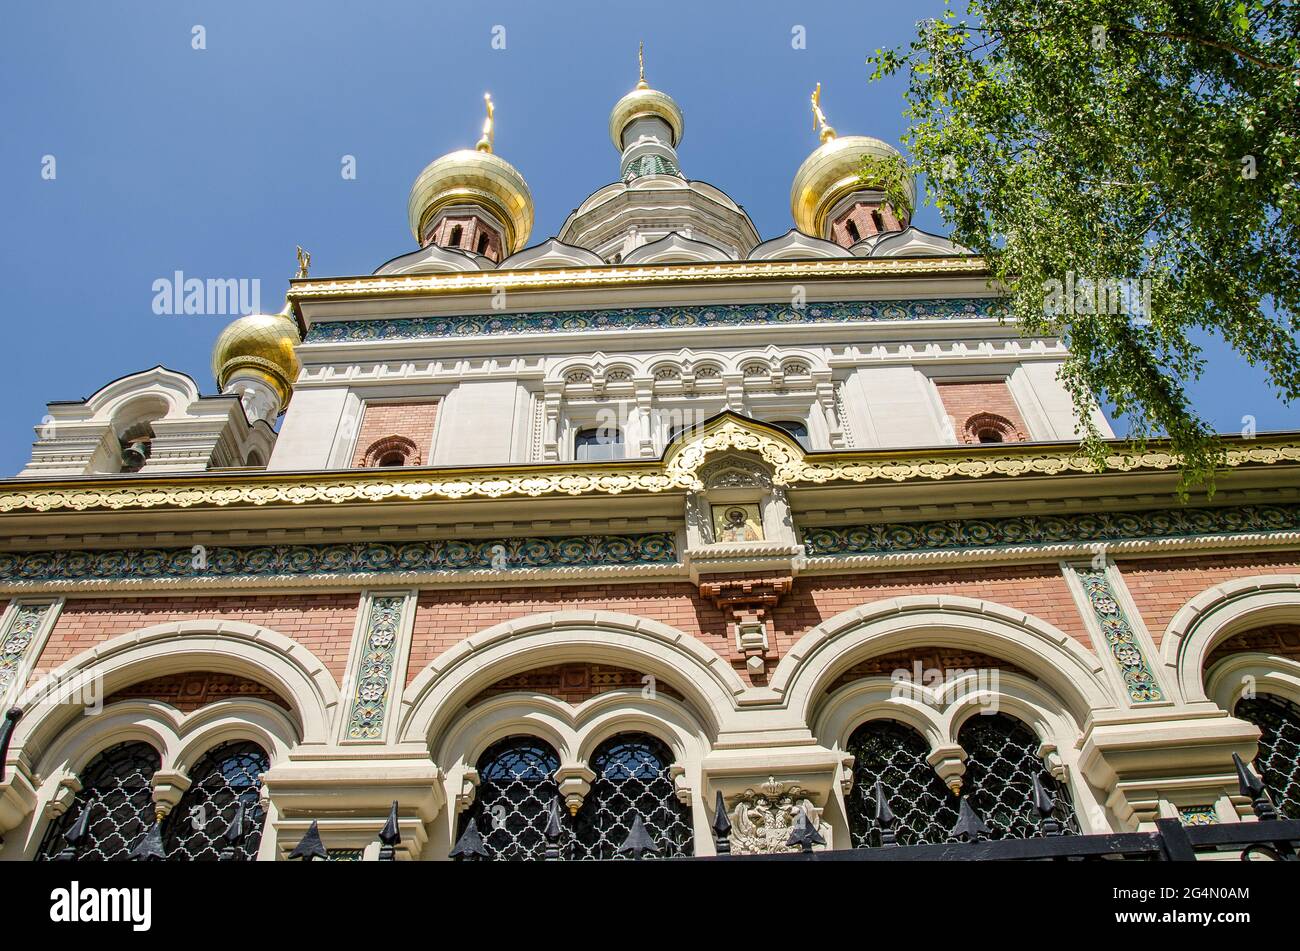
<box><xmin>1236</xmin><ymin>694</ymin><xmax>1300</xmax><ymax>819</ymax></box>
<box><xmin>846</xmin><ymin>719</ymin><xmax>957</xmax><ymax>847</ymax></box>
<box><xmin>572</xmin><ymin>733</ymin><xmax>693</xmax><ymax>859</ymax></box>
<box><xmin>459</xmin><ymin>736</ymin><xmax>560</xmax><ymax>861</ymax></box>
<box><xmin>36</xmin><ymin>742</ymin><xmax>160</xmax><ymax>861</ymax></box>
<box><xmin>958</xmin><ymin>713</ymin><xmax>1079</xmax><ymax>838</ymax></box>
<box><xmin>163</xmin><ymin>741</ymin><xmax>269</xmax><ymax>860</ymax></box>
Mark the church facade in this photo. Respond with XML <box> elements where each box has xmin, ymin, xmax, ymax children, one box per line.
<box><xmin>1</xmin><ymin>66</ymin><xmax>1298</xmax><ymax>861</ymax></box>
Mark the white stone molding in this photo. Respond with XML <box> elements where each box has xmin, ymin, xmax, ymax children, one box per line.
<box><xmin>2</xmin><ymin>697</ymin><xmax>298</xmax><ymax>858</ymax></box>
<box><xmin>7</xmin><ymin>620</ymin><xmax>339</xmax><ymax>766</ymax></box>
<box><xmin>400</xmin><ymin>611</ymin><xmax>746</xmax><ymax>750</ymax></box>
<box><xmin>20</xmin><ymin>366</ymin><xmax>273</xmax><ymax>477</ymax></box>
<box><xmin>770</xmin><ymin>596</ymin><xmax>1116</xmax><ymax>726</ymax></box>
<box><xmin>1158</xmin><ymin>574</ymin><xmax>1300</xmax><ymax>706</ymax></box>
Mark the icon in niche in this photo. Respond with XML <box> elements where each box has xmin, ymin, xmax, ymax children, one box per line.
<box><xmin>713</xmin><ymin>503</ymin><xmax>763</xmax><ymax>543</ymax></box>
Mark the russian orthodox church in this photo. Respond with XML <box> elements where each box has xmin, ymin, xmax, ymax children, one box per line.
<box><xmin>1</xmin><ymin>58</ymin><xmax>1298</xmax><ymax>862</ymax></box>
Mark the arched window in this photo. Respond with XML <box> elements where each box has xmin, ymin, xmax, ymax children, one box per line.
<box><xmin>770</xmin><ymin>419</ymin><xmax>811</xmax><ymax>450</ymax></box>
<box><xmin>476</xmin><ymin>233</ymin><xmax>490</xmax><ymax>255</ymax></box>
<box><xmin>448</xmin><ymin>224</ymin><xmax>463</xmax><ymax>247</ymax></box>
<box><xmin>871</xmin><ymin>209</ymin><xmax>885</xmax><ymax>232</ymax></box>
<box><xmin>846</xmin><ymin>719</ymin><xmax>956</xmax><ymax>847</ymax></box>
<box><xmin>458</xmin><ymin>736</ymin><xmax>560</xmax><ymax>860</ymax></box>
<box><xmin>574</xmin><ymin>426</ymin><xmax>623</xmax><ymax>462</ymax></box>
<box><xmin>958</xmin><ymin>713</ymin><xmax>1079</xmax><ymax>838</ymax></box>
<box><xmin>163</xmin><ymin>741</ymin><xmax>269</xmax><ymax>860</ymax></box>
<box><xmin>37</xmin><ymin>742</ymin><xmax>160</xmax><ymax>861</ymax></box>
<box><xmin>1235</xmin><ymin>694</ymin><xmax>1300</xmax><ymax>819</ymax></box>
<box><xmin>845</xmin><ymin>219</ymin><xmax>861</xmax><ymax>242</ymax></box>
<box><xmin>962</xmin><ymin>412</ymin><xmax>1020</xmax><ymax>445</ymax></box>
<box><xmin>572</xmin><ymin>733</ymin><xmax>693</xmax><ymax>859</ymax></box>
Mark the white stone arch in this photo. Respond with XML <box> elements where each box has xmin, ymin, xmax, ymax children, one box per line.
<box><xmin>10</xmin><ymin>620</ymin><xmax>340</xmax><ymax>768</ymax></box>
<box><xmin>398</xmin><ymin>611</ymin><xmax>745</xmax><ymax>752</ymax></box>
<box><xmin>1205</xmin><ymin>654</ymin><xmax>1300</xmax><ymax>713</ymax></box>
<box><xmin>1159</xmin><ymin>574</ymin><xmax>1300</xmax><ymax>705</ymax></box>
<box><xmin>771</xmin><ymin>595</ymin><xmax>1116</xmax><ymax>729</ymax></box>
<box><xmin>16</xmin><ymin>697</ymin><xmax>296</xmax><ymax>860</ymax></box>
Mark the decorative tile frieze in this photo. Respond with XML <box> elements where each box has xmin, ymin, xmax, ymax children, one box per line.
<box><xmin>803</xmin><ymin>504</ymin><xmax>1300</xmax><ymax>558</ymax></box>
<box><xmin>303</xmin><ymin>298</ymin><xmax>1009</xmax><ymax>344</ymax></box>
<box><xmin>345</xmin><ymin>595</ymin><xmax>406</xmax><ymax>741</ymax></box>
<box><xmin>0</xmin><ymin>602</ymin><xmax>54</xmax><ymax>696</ymax></box>
<box><xmin>1179</xmin><ymin>805</ymin><xmax>1218</xmax><ymax>826</ymax></box>
<box><xmin>1073</xmin><ymin>568</ymin><xmax>1165</xmax><ymax>703</ymax></box>
<box><xmin>0</xmin><ymin>533</ymin><xmax>678</xmax><ymax>586</ymax></box>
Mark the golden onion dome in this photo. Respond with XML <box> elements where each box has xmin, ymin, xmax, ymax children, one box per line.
<box><xmin>211</xmin><ymin>307</ymin><xmax>302</xmax><ymax>413</ymax></box>
<box><xmin>407</xmin><ymin>148</ymin><xmax>533</xmax><ymax>253</ymax></box>
<box><xmin>790</xmin><ymin>134</ymin><xmax>917</xmax><ymax>238</ymax></box>
<box><xmin>608</xmin><ymin>84</ymin><xmax>684</xmax><ymax>151</ymax></box>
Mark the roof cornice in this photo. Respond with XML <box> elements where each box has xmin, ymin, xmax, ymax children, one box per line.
<box><xmin>1</xmin><ymin>416</ymin><xmax>1296</xmax><ymax>516</ymax></box>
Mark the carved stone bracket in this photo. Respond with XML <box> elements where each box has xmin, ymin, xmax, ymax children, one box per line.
<box><xmin>698</xmin><ymin>576</ymin><xmax>793</xmax><ymax>679</ymax></box>
<box><xmin>555</xmin><ymin>764</ymin><xmax>597</xmax><ymax>815</ymax></box>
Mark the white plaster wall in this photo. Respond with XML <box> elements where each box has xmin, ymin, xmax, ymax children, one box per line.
<box><xmin>842</xmin><ymin>367</ymin><xmax>946</xmax><ymax>448</ymax></box>
<box><xmin>430</xmin><ymin>380</ymin><xmax>524</xmax><ymax>465</ymax></box>
<box><xmin>267</xmin><ymin>387</ymin><xmax>350</xmax><ymax>471</ymax></box>
<box><xmin>1015</xmin><ymin>361</ymin><xmax>1114</xmax><ymax>440</ymax></box>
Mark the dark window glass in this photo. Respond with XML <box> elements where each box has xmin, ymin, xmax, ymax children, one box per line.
<box><xmin>572</xmin><ymin>733</ymin><xmax>693</xmax><ymax>859</ymax></box>
<box><xmin>770</xmin><ymin>419</ymin><xmax>811</xmax><ymax>450</ymax></box>
<box><xmin>163</xmin><ymin>741</ymin><xmax>269</xmax><ymax>861</ymax></box>
<box><xmin>846</xmin><ymin>719</ymin><xmax>956</xmax><ymax>847</ymax></box>
<box><xmin>1236</xmin><ymin>694</ymin><xmax>1300</xmax><ymax>819</ymax></box>
<box><xmin>37</xmin><ymin>742</ymin><xmax>160</xmax><ymax>861</ymax></box>
<box><xmin>958</xmin><ymin>713</ymin><xmax>1079</xmax><ymax>838</ymax></box>
<box><xmin>457</xmin><ymin>736</ymin><xmax>560</xmax><ymax>861</ymax></box>
<box><xmin>575</xmin><ymin>426</ymin><xmax>623</xmax><ymax>461</ymax></box>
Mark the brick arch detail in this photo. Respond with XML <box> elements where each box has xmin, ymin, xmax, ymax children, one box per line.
<box><xmin>362</xmin><ymin>435</ymin><xmax>422</xmax><ymax>468</ymax></box>
<box><xmin>963</xmin><ymin>412</ymin><xmax>1023</xmax><ymax>444</ymax></box>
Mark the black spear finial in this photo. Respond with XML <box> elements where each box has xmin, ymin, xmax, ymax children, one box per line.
<box><xmin>288</xmin><ymin>819</ymin><xmax>329</xmax><ymax>861</ymax></box>
<box><xmin>873</xmin><ymin>781</ymin><xmax>898</xmax><ymax>847</ymax></box>
<box><xmin>785</xmin><ymin>806</ymin><xmax>826</xmax><ymax>854</ymax></box>
<box><xmin>449</xmin><ymin>815</ymin><xmax>491</xmax><ymax>861</ymax></box>
<box><xmin>54</xmin><ymin>800</ymin><xmax>96</xmax><ymax>861</ymax></box>
<box><xmin>711</xmin><ymin>789</ymin><xmax>732</xmax><ymax>855</ymax></box>
<box><xmin>128</xmin><ymin>820</ymin><xmax>167</xmax><ymax>861</ymax></box>
<box><xmin>1233</xmin><ymin>752</ymin><xmax>1277</xmax><ymax>821</ymax></box>
<box><xmin>0</xmin><ymin>707</ymin><xmax>23</xmax><ymax>783</ymax></box>
<box><xmin>543</xmin><ymin>796</ymin><xmax>564</xmax><ymax>861</ymax></box>
<box><xmin>378</xmin><ymin>800</ymin><xmax>401</xmax><ymax>861</ymax></box>
<box><xmin>1032</xmin><ymin>773</ymin><xmax>1062</xmax><ymax>836</ymax></box>
<box><xmin>615</xmin><ymin>814</ymin><xmax>660</xmax><ymax>860</ymax></box>
<box><xmin>218</xmin><ymin>800</ymin><xmax>247</xmax><ymax>861</ymax></box>
<box><xmin>949</xmin><ymin>797</ymin><xmax>990</xmax><ymax>843</ymax></box>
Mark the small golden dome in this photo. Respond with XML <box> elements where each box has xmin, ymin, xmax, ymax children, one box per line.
<box><xmin>790</xmin><ymin>135</ymin><xmax>916</xmax><ymax>238</ymax></box>
<box><xmin>407</xmin><ymin>147</ymin><xmax>534</xmax><ymax>253</ymax></box>
<box><xmin>609</xmin><ymin>85</ymin><xmax>684</xmax><ymax>151</ymax></box>
<box><xmin>211</xmin><ymin>308</ymin><xmax>302</xmax><ymax>413</ymax></box>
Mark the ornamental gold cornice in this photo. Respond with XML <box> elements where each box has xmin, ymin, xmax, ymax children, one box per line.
<box><xmin>0</xmin><ymin>419</ymin><xmax>1296</xmax><ymax>515</ymax></box>
<box><xmin>286</xmin><ymin>256</ymin><xmax>990</xmax><ymax>309</ymax></box>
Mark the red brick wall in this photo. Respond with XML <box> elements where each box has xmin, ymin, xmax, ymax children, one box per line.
<box><xmin>1117</xmin><ymin>552</ymin><xmax>1300</xmax><ymax>645</ymax></box>
<box><xmin>351</xmin><ymin>401</ymin><xmax>439</xmax><ymax>467</ymax></box>
<box><xmin>34</xmin><ymin>594</ymin><xmax>361</xmax><ymax>683</ymax></box>
<box><xmin>830</xmin><ymin>200</ymin><xmax>906</xmax><ymax>247</ymax></box>
<box><xmin>935</xmin><ymin>381</ymin><xmax>1030</xmax><ymax>443</ymax></box>
<box><xmin>407</xmin><ymin>565</ymin><xmax>1090</xmax><ymax>686</ymax></box>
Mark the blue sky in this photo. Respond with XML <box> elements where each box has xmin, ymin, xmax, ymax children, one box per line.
<box><xmin>0</xmin><ymin>0</ymin><xmax>1293</xmax><ymax>476</ymax></box>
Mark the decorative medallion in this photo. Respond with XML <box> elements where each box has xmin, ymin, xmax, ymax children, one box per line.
<box><xmin>1073</xmin><ymin>569</ymin><xmax>1164</xmax><ymax>703</ymax></box>
<box><xmin>727</xmin><ymin>777</ymin><xmax>831</xmax><ymax>855</ymax></box>
<box><xmin>346</xmin><ymin>596</ymin><xmax>405</xmax><ymax>740</ymax></box>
